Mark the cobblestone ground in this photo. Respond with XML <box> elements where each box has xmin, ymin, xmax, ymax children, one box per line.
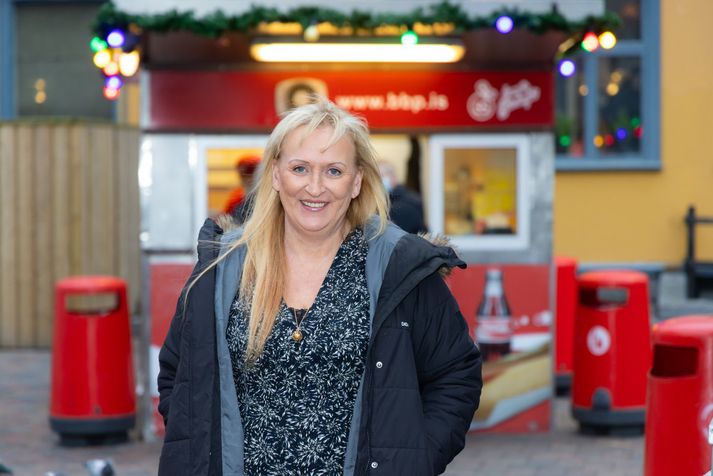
<box><xmin>0</xmin><ymin>351</ymin><xmax>160</xmax><ymax>476</ymax></box>
<box><xmin>0</xmin><ymin>350</ymin><xmax>643</xmax><ymax>476</ymax></box>
<box><xmin>445</xmin><ymin>411</ymin><xmax>643</xmax><ymax>476</ymax></box>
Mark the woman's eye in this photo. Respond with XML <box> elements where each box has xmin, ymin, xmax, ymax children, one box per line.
<box><xmin>292</xmin><ymin>165</ymin><xmax>307</xmax><ymax>174</ymax></box>
<box><xmin>326</xmin><ymin>168</ymin><xmax>343</xmax><ymax>177</ymax></box>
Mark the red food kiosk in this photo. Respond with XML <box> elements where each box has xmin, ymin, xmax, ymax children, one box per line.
<box><xmin>135</xmin><ymin>17</ymin><xmax>566</xmax><ymax>439</ymax></box>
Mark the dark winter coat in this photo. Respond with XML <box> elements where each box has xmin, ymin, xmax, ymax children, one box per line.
<box><xmin>157</xmin><ymin>217</ymin><xmax>482</xmax><ymax>476</ymax></box>
<box><xmin>389</xmin><ymin>185</ymin><xmax>427</xmax><ymax>234</ymax></box>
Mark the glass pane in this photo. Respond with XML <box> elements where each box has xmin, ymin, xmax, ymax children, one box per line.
<box><xmin>597</xmin><ymin>57</ymin><xmax>642</xmax><ymax>156</ymax></box>
<box><xmin>554</xmin><ymin>57</ymin><xmax>586</xmax><ymax>157</ymax></box>
<box><xmin>140</xmin><ymin>136</ymin><xmax>196</xmax><ymax>250</ymax></box>
<box><xmin>605</xmin><ymin>0</ymin><xmax>641</xmax><ymax>40</ymax></box>
<box><xmin>207</xmin><ymin>147</ymin><xmax>263</xmax><ymax>217</ymax></box>
<box><xmin>443</xmin><ymin>148</ymin><xmax>517</xmax><ymax>236</ymax></box>
<box><xmin>16</xmin><ymin>3</ymin><xmax>113</xmax><ymax>119</ymax></box>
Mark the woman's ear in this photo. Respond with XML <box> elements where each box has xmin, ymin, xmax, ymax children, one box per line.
<box><xmin>271</xmin><ymin>161</ymin><xmax>280</xmax><ymax>192</ymax></box>
<box><xmin>351</xmin><ymin>168</ymin><xmax>363</xmax><ymax>199</ymax></box>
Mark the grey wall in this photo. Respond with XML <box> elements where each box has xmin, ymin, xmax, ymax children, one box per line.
<box><xmin>114</xmin><ymin>0</ymin><xmax>604</xmax><ymax>19</ymax></box>
<box><xmin>458</xmin><ymin>132</ymin><xmax>554</xmax><ymax>265</ymax></box>
<box><xmin>15</xmin><ymin>2</ymin><xmax>113</xmax><ymax>119</ymax></box>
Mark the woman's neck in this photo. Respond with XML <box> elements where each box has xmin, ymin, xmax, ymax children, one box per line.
<box><xmin>282</xmin><ymin>220</ymin><xmax>351</xmax><ymax>309</ymax></box>
<box><xmin>283</xmin><ymin>221</ymin><xmax>350</xmax><ymax>261</ymax></box>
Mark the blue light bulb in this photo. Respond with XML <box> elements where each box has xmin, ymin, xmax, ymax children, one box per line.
<box><xmin>495</xmin><ymin>16</ymin><xmax>514</xmax><ymax>34</ymax></box>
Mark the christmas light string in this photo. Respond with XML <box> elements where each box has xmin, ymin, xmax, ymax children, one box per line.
<box><xmin>90</xmin><ymin>1</ymin><xmax>621</xmax><ymax>100</ymax></box>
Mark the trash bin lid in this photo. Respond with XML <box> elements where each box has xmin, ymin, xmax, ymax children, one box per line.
<box><xmin>555</xmin><ymin>256</ymin><xmax>577</xmax><ymax>268</ymax></box>
<box><xmin>653</xmin><ymin>315</ymin><xmax>713</xmax><ymax>342</ymax></box>
<box><xmin>56</xmin><ymin>275</ymin><xmax>126</xmax><ymax>294</ymax></box>
<box><xmin>579</xmin><ymin>270</ymin><xmax>648</xmax><ymax>288</ymax></box>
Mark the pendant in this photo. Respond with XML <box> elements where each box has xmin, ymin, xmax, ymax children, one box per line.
<box><xmin>291</xmin><ymin>329</ymin><xmax>303</xmax><ymax>342</ymax></box>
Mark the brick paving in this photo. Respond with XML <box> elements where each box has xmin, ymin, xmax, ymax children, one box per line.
<box><xmin>0</xmin><ymin>350</ymin><xmax>160</xmax><ymax>476</ymax></box>
<box><xmin>0</xmin><ymin>349</ymin><xmax>644</xmax><ymax>476</ymax></box>
<box><xmin>445</xmin><ymin>405</ymin><xmax>643</xmax><ymax>476</ymax></box>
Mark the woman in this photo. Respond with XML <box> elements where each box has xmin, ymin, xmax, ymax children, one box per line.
<box><xmin>157</xmin><ymin>98</ymin><xmax>482</xmax><ymax>476</ymax></box>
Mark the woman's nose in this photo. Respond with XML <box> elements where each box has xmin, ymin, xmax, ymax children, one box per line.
<box><xmin>305</xmin><ymin>170</ymin><xmax>324</xmax><ymax>195</ymax></box>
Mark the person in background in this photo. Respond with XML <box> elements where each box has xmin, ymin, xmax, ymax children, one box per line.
<box><xmin>379</xmin><ymin>160</ymin><xmax>428</xmax><ymax>234</ymax></box>
<box><xmin>158</xmin><ymin>98</ymin><xmax>482</xmax><ymax>476</ymax></box>
<box><xmin>223</xmin><ymin>155</ymin><xmax>261</xmax><ymax>223</ymax></box>
<box><xmin>0</xmin><ymin>457</ymin><xmax>12</xmax><ymax>475</ymax></box>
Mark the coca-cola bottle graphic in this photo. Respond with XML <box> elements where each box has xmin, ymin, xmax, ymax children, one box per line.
<box><xmin>475</xmin><ymin>268</ymin><xmax>513</xmax><ymax>362</ymax></box>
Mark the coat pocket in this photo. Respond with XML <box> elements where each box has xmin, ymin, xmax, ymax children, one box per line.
<box><xmin>368</xmin><ymin>447</ymin><xmax>433</xmax><ymax>476</ymax></box>
<box><xmin>163</xmin><ymin>381</ymin><xmax>190</xmax><ymax>442</ymax></box>
<box><xmin>158</xmin><ymin>438</ymin><xmax>190</xmax><ymax>476</ymax></box>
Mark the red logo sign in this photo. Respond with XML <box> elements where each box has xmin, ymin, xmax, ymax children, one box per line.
<box><xmin>148</xmin><ymin>70</ymin><xmax>553</xmax><ymax>131</ymax></box>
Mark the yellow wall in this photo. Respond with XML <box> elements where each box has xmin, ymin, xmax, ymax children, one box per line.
<box><xmin>554</xmin><ymin>0</ymin><xmax>713</xmax><ymax>266</ymax></box>
<box><xmin>117</xmin><ymin>82</ymin><xmax>141</xmax><ymax>126</ymax></box>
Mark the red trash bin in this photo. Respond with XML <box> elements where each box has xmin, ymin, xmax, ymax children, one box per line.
<box><xmin>572</xmin><ymin>270</ymin><xmax>652</xmax><ymax>434</ymax></box>
<box><xmin>644</xmin><ymin>315</ymin><xmax>713</xmax><ymax>476</ymax></box>
<box><xmin>50</xmin><ymin>276</ymin><xmax>136</xmax><ymax>445</ymax></box>
<box><xmin>555</xmin><ymin>257</ymin><xmax>577</xmax><ymax>393</ymax></box>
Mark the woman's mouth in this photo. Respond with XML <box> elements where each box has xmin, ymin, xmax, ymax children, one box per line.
<box><xmin>301</xmin><ymin>200</ymin><xmax>327</xmax><ymax>210</ymax></box>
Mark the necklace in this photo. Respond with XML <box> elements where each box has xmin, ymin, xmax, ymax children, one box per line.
<box><xmin>291</xmin><ymin>307</ymin><xmax>308</xmax><ymax>342</ymax></box>
<box><xmin>285</xmin><ymin>228</ymin><xmax>351</xmax><ymax>343</ymax></box>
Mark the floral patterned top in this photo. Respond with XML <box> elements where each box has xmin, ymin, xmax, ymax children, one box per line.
<box><xmin>226</xmin><ymin>229</ymin><xmax>370</xmax><ymax>476</ymax></box>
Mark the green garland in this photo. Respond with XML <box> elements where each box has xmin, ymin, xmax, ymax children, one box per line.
<box><xmin>93</xmin><ymin>1</ymin><xmax>620</xmax><ymax>52</ymax></box>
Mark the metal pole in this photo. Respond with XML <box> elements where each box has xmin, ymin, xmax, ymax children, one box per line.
<box><xmin>707</xmin><ymin>418</ymin><xmax>713</xmax><ymax>476</ymax></box>
<box><xmin>139</xmin><ymin>250</ymin><xmax>156</xmax><ymax>443</ymax></box>
<box><xmin>685</xmin><ymin>205</ymin><xmax>697</xmax><ymax>298</ymax></box>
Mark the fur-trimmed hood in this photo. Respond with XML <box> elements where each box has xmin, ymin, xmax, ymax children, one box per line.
<box><xmin>212</xmin><ymin>213</ymin><xmax>240</xmax><ymax>234</ymax></box>
<box><xmin>417</xmin><ymin>232</ymin><xmax>460</xmax><ymax>276</ymax></box>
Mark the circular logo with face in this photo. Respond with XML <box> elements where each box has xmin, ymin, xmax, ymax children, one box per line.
<box><xmin>587</xmin><ymin>325</ymin><xmax>611</xmax><ymax>356</ymax></box>
<box><xmin>467</xmin><ymin>79</ymin><xmax>499</xmax><ymax>122</ymax></box>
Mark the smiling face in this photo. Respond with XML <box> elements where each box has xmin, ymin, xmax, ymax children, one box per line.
<box><xmin>272</xmin><ymin>125</ymin><xmax>363</xmax><ymax>241</ymax></box>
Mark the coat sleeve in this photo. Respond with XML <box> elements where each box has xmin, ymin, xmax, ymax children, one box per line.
<box><xmin>156</xmin><ymin>218</ymin><xmax>222</xmax><ymax>426</ymax></box>
<box><xmin>412</xmin><ymin>273</ymin><xmax>483</xmax><ymax>475</ymax></box>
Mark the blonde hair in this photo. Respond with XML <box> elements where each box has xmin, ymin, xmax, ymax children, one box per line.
<box><xmin>194</xmin><ymin>98</ymin><xmax>388</xmax><ymax>362</ymax></box>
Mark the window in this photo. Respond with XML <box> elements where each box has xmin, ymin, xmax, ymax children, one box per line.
<box><xmin>442</xmin><ymin>147</ymin><xmax>518</xmax><ymax>237</ymax></box>
<box><xmin>555</xmin><ymin>0</ymin><xmax>660</xmax><ymax>170</ymax></box>
<box><xmin>428</xmin><ymin>134</ymin><xmax>530</xmax><ymax>252</ymax></box>
<box><xmin>0</xmin><ymin>1</ymin><xmax>112</xmax><ymax>119</ymax></box>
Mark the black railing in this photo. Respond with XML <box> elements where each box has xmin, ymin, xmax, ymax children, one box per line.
<box><xmin>684</xmin><ymin>205</ymin><xmax>713</xmax><ymax>298</ymax></box>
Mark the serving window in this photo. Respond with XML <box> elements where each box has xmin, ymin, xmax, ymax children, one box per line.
<box><xmin>192</xmin><ymin>136</ymin><xmax>269</xmax><ymax>223</ymax></box>
<box><xmin>205</xmin><ymin>146</ymin><xmax>264</xmax><ymax>216</ymax></box>
<box><xmin>428</xmin><ymin>134</ymin><xmax>530</xmax><ymax>251</ymax></box>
